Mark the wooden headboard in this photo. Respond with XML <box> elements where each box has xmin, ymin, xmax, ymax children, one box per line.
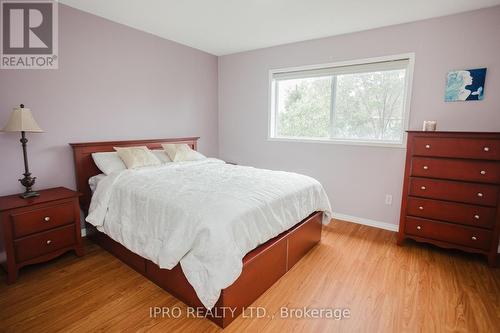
<box><xmin>69</xmin><ymin>137</ymin><xmax>199</xmax><ymax>214</ymax></box>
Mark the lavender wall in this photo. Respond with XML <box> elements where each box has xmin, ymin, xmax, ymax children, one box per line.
<box><xmin>218</xmin><ymin>7</ymin><xmax>500</xmax><ymax>227</ymax></box>
<box><xmin>0</xmin><ymin>5</ymin><xmax>218</xmax><ymax>196</ymax></box>
<box><xmin>1</xmin><ymin>5</ymin><xmax>499</xmax><ymax>229</ymax></box>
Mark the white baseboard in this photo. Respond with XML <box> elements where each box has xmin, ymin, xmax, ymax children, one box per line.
<box><xmin>332</xmin><ymin>212</ymin><xmax>398</xmax><ymax>232</ymax></box>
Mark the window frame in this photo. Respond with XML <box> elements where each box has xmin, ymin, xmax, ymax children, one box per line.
<box><xmin>267</xmin><ymin>53</ymin><xmax>415</xmax><ymax>148</ymax></box>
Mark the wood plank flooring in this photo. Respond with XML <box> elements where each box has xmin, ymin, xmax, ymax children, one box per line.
<box><xmin>1</xmin><ymin>220</ymin><xmax>499</xmax><ymax>332</ymax></box>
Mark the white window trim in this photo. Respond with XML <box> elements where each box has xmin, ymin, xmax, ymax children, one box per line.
<box><xmin>267</xmin><ymin>53</ymin><xmax>415</xmax><ymax>149</ymax></box>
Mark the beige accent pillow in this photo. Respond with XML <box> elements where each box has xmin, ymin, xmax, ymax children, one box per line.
<box><xmin>114</xmin><ymin>146</ymin><xmax>161</xmax><ymax>169</ymax></box>
<box><xmin>173</xmin><ymin>148</ymin><xmax>206</xmax><ymax>162</ymax></box>
<box><xmin>161</xmin><ymin>143</ymin><xmax>206</xmax><ymax>162</ymax></box>
<box><xmin>161</xmin><ymin>143</ymin><xmax>184</xmax><ymax>161</ymax></box>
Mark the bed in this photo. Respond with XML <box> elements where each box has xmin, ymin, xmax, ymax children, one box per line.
<box><xmin>70</xmin><ymin>137</ymin><xmax>331</xmax><ymax>327</ymax></box>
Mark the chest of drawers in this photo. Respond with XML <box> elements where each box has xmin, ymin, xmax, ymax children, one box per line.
<box><xmin>398</xmin><ymin>131</ymin><xmax>500</xmax><ymax>266</ymax></box>
<box><xmin>0</xmin><ymin>187</ymin><xmax>84</xmax><ymax>283</ymax></box>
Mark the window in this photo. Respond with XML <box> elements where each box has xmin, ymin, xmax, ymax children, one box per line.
<box><xmin>269</xmin><ymin>55</ymin><xmax>414</xmax><ymax>146</ymax></box>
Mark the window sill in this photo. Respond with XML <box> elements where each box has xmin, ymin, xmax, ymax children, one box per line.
<box><xmin>267</xmin><ymin>137</ymin><xmax>407</xmax><ymax>149</ymax></box>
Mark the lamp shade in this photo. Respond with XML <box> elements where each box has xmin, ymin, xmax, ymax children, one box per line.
<box><xmin>2</xmin><ymin>105</ymin><xmax>43</xmax><ymax>132</ymax></box>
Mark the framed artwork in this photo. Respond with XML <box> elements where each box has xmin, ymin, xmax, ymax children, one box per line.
<box><xmin>445</xmin><ymin>68</ymin><xmax>487</xmax><ymax>102</ymax></box>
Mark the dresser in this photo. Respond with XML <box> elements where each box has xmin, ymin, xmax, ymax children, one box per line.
<box><xmin>0</xmin><ymin>187</ymin><xmax>83</xmax><ymax>283</ymax></box>
<box><xmin>398</xmin><ymin>131</ymin><xmax>500</xmax><ymax>266</ymax></box>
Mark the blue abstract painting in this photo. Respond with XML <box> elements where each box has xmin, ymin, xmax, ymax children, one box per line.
<box><xmin>445</xmin><ymin>68</ymin><xmax>487</xmax><ymax>102</ymax></box>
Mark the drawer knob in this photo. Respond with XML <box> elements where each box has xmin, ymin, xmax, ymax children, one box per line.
<box><xmin>416</xmin><ymin>226</ymin><xmax>422</xmax><ymax>230</ymax></box>
<box><xmin>44</xmin><ymin>216</ymin><xmax>50</xmax><ymax>222</ymax></box>
<box><xmin>423</xmin><ymin>166</ymin><xmax>429</xmax><ymax>170</ymax></box>
<box><xmin>418</xmin><ymin>206</ymin><xmax>424</xmax><ymax>210</ymax></box>
<box><xmin>474</xmin><ymin>214</ymin><xmax>480</xmax><ymax>220</ymax></box>
<box><xmin>471</xmin><ymin>236</ymin><xmax>477</xmax><ymax>241</ymax></box>
<box><xmin>420</xmin><ymin>186</ymin><xmax>426</xmax><ymax>190</ymax></box>
<box><xmin>425</xmin><ymin>144</ymin><xmax>431</xmax><ymax>149</ymax></box>
<box><xmin>477</xmin><ymin>192</ymin><xmax>483</xmax><ymax>197</ymax></box>
<box><xmin>483</xmin><ymin>147</ymin><xmax>490</xmax><ymax>152</ymax></box>
<box><xmin>46</xmin><ymin>240</ymin><xmax>52</xmax><ymax>245</ymax></box>
<box><xmin>480</xmin><ymin>170</ymin><xmax>486</xmax><ymax>175</ymax></box>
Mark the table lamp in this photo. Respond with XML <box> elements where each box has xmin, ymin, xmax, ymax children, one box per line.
<box><xmin>2</xmin><ymin>104</ymin><xmax>44</xmax><ymax>198</ymax></box>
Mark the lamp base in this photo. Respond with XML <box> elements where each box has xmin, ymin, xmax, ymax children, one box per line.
<box><xmin>19</xmin><ymin>171</ymin><xmax>38</xmax><ymax>199</ymax></box>
<box><xmin>20</xmin><ymin>191</ymin><xmax>40</xmax><ymax>199</ymax></box>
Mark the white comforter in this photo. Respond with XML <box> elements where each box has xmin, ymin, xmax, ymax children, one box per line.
<box><xmin>87</xmin><ymin>158</ymin><xmax>332</xmax><ymax>309</ymax></box>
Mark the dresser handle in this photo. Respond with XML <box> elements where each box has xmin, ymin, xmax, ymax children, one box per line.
<box><xmin>483</xmin><ymin>147</ymin><xmax>490</xmax><ymax>152</ymax></box>
<box><xmin>46</xmin><ymin>240</ymin><xmax>52</xmax><ymax>245</ymax></box>
<box><xmin>416</xmin><ymin>226</ymin><xmax>422</xmax><ymax>230</ymax></box>
<box><xmin>420</xmin><ymin>186</ymin><xmax>426</xmax><ymax>190</ymax></box>
<box><xmin>425</xmin><ymin>144</ymin><xmax>431</xmax><ymax>149</ymax></box>
<box><xmin>418</xmin><ymin>206</ymin><xmax>424</xmax><ymax>210</ymax></box>
<box><xmin>477</xmin><ymin>192</ymin><xmax>483</xmax><ymax>197</ymax></box>
<box><xmin>423</xmin><ymin>166</ymin><xmax>429</xmax><ymax>170</ymax></box>
<box><xmin>480</xmin><ymin>170</ymin><xmax>486</xmax><ymax>175</ymax></box>
<box><xmin>44</xmin><ymin>216</ymin><xmax>50</xmax><ymax>222</ymax></box>
<box><xmin>474</xmin><ymin>214</ymin><xmax>480</xmax><ymax>220</ymax></box>
<box><xmin>471</xmin><ymin>236</ymin><xmax>477</xmax><ymax>241</ymax></box>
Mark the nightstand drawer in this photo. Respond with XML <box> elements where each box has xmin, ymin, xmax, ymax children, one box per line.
<box><xmin>14</xmin><ymin>225</ymin><xmax>76</xmax><ymax>262</ymax></box>
<box><xmin>11</xmin><ymin>201</ymin><xmax>75</xmax><ymax>238</ymax></box>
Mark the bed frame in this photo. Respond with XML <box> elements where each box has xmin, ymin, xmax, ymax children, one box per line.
<box><xmin>70</xmin><ymin>137</ymin><xmax>322</xmax><ymax>328</ymax></box>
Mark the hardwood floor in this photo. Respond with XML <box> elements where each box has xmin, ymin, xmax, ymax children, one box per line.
<box><xmin>1</xmin><ymin>220</ymin><xmax>499</xmax><ymax>332</ymax></box>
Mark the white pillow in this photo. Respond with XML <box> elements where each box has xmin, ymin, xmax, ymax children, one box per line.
<box><xmin>114</xmin><ymin>146</ymin><xmax>161</xmax><ymax>169</ymax></box>
<box><xmin>91</xmin><ymin>152</ymin><xmax>126</xmax><ymax>175</ymax></box>
<box><xmin>152</xmin><ymin>150</ymin><xmax>172</xmax><ymax>163</ymax></box>
<box><xmin>88</xmin><ymin>173</ymin><xmax>106</xmax><ymax>193</ymax></box>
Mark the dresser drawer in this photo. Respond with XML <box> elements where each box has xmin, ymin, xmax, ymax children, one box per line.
<box><xmin>407</xmin><ymin>197</ymin><xmax>496</xmax><ymax>229</ymax></box>
<box><xmin>409</xmin><ymin>177</ymin><xmax>499</xmax><ymax>206</ymax></box>
<box><xmin>14</xmin><ymin>225</ymin><xmax>76</xmax><ymax>262</ymax></box>
<box><xmin>405</xmin><ymin>217</ymin><xmax>492</xmax><ymax>250</ymax></box>
<box><xmin>412</xmin><ymin>137</ymin><xmax>500</xmax><ymax>160</ymax></box>
<box><xmin>411</xmin><ymin>157</ymin><xmax>500</xmax><ymax>184</ymax></box>
<box><xmin>11</xmin><ymin>201</ymin><xmax>75</xmax><ymax>238</ymax></box>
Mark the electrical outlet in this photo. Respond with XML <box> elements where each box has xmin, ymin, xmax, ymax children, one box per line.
<box><xmin>385</xmin><ymin>194</ymin><xmax>393</xmax><ymax>205</ymax></box>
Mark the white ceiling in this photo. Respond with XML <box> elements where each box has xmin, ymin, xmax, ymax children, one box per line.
<box><xmin>59</xmin><ymin>0</ymin><xmax>500</xmax><ymax>55</ymax></box>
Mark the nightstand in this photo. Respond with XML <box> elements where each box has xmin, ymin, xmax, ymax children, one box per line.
<box><xmin>0</xmin><ymin>187</ymin><xmax>83</xmax><ymax>283</ymax></box>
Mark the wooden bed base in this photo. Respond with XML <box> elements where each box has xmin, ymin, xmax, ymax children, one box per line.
<box><xmin>85</xmin><ymin>212</ymin><xmax>321</xmax><ymax>327</ymax></box>
<box><xmin>70</xmin><ymin>137</ymin><xmax>322</xmax><ymax>328</ymax></box>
